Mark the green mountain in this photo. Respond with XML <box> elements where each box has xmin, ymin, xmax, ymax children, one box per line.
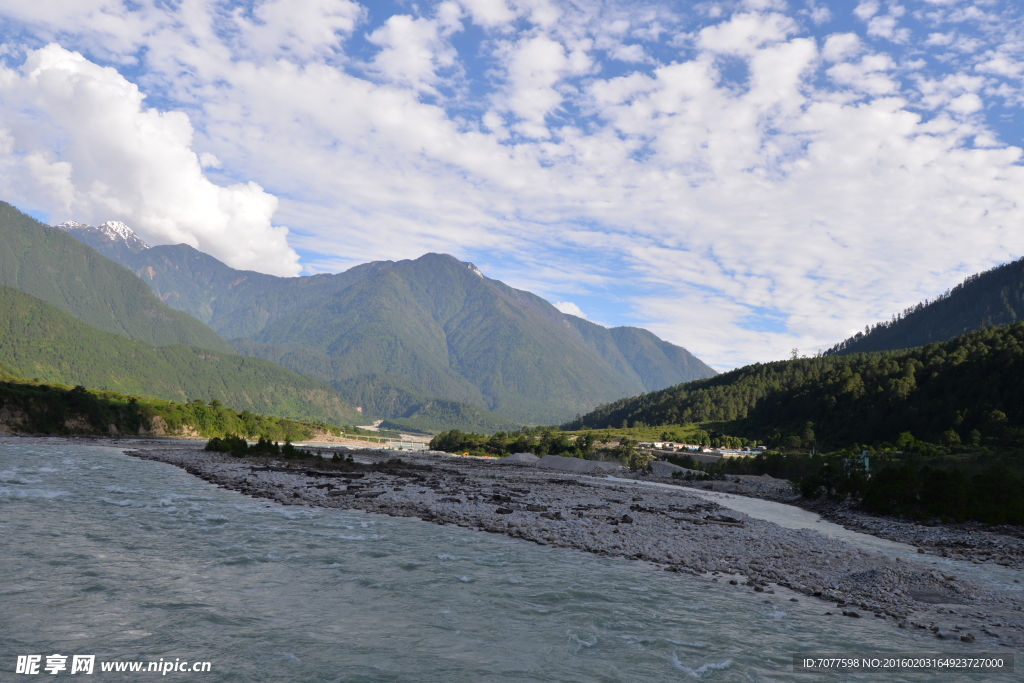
<box><xmin>565</xmin><ymin>323</ymin><xmax>1024</xmax><ymax>449</ymax></box>
<box><xmin>0</xmin><ymin>203</ymin><xmax>230</xmax><ymax>353</ymax></box>
<box><xmin>60</xmin><ymin>230</ymin><xmax>717</xmax><ymax>424</ymax></box>
<box><xmin>0</xmin><ymin>286</ymin><xmax>361</xmax><ymax>424</ymax></box>
<box><xmin>826</xmin><ymin>257</ymin><xmax>1024</xmax><ymax>355</ymax></box>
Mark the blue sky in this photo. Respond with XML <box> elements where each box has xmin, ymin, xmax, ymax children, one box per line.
<box><xmin>1</xmin><ymin>0</ymin><xmax>1024</xmax><ymax>370</ymax></box>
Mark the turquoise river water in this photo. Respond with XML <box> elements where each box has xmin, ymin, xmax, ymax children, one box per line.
<box><xmin>0</xmin><ymin>441</ymin><xmax>1014</xmax><ymax>681</ymax></box>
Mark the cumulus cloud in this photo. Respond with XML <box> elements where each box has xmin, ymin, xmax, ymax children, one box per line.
<box><xmin>553</xmin><ymin>301</ymin><xmax>587</xmax><ymax>318</ymax></box>
<box><xmin>0</xmin><ymin>44</ymin><xmax>300</xmax><ymax>275</ymax></box>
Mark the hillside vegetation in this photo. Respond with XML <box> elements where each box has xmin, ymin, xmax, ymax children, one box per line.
<box><xmin>0</xmin><ymin>286</ymin><xmax>361</xmax><ymax>425</ymax></box>
<box><xmin>0</xmin><ymin>202</ymin><xmax>230</xmax><ymax>352</ymax></box>
<box><xmin>565</xmin><ymin>323</ymin><xmax>1024</xmax><ymax>450</ymax></box>
<box><xmin>0</xmin><ymin>376</ymin><xmax>332</xmax><ymax>441</ymax></box>
<box><xmin>827</xmin><ymin>256</ymin><xmax>1024</xmax><ymax>355</ymax></box>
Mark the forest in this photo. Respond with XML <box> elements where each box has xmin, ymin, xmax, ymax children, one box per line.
<box><xmin>0</xmin><ymin>372</ymin><xmax>336</xmax><ymax>442</ymax></box>
<box><xmin>428</xmin><ymin>427</ymin><xmax>597</xmax><ymax>459</ymax></box>
<box><xmin>563</xmin><ymin>323</ymin><xmax>1024</xmax><ymax>451</ymax></box>
<box><xmin>664</xmin><ymin>444</ymin><xmax>1024</xmax><ymax>526</ymax></box>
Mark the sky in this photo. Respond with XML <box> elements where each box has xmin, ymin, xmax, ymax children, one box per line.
<box><xmin>1</xmin><ymin>0</ymin><xmax>1024</xmax><ymax>371</ymax></box>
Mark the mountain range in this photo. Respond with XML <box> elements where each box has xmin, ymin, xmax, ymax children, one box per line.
<box><xmin>58</xmin><ymin>219</ymin><xmax>717</xmax><ymax>425</ymax></box>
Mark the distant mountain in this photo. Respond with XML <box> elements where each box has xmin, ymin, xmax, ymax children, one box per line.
<box><xmin>826</xmin><ymin>257</ymin><xmax>1024</xmax><ymax>356</ymax></box>
<box><xmin>0</xmin><ymin>286</ymin><xmax>361</xmax><ymax>424</ymax></box>
<box><xmin>60</xmin><ymin>226</ymin><xmax>716</xmax><ymax>424</ymax></box>
<box><xmin>379</xmin><ymin>399</ymin><xmax>523</xmax><ymax>435</ymax></box>
<box><xmin>0</xmin><ymin>203</ymin><xmax>230</xmax><ymax>353</ymax></box>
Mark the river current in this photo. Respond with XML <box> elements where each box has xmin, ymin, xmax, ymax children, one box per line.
<box><xmin>0</xmin><ymin>441</ymin><xmax>1012</xmax><ymax>681</ymax></box>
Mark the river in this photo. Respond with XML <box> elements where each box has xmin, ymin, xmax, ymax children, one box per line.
<box><xmin>0</xmin><ymin>441</ymin><xmax>1012</xmax><ymax>681</ymax></box>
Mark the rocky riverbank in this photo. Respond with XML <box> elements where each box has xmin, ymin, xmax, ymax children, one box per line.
<box><xmin>115</xmin><ymin>441</ymin><xmax>1024</xmax><ymax>648</ymax></box>
<box><xmin>629</xmin><ymin>465</ymin><xmax>1024</xmax><ymax>571</ymax></box>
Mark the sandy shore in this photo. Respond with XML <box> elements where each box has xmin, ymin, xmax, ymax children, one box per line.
<box><xmin>88</xmin><ymin>440</ymin><xmax>1022</xmax><ymax>649</ymax></box>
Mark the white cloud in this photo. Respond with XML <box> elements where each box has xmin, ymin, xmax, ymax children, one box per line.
<box><xmin>947</xmin><ymin>92</ymin><xmax>983</xmax><ymax>114</ymax></box>
<box><xmin>926</xmin><ymin>32</ymin><xmax>955</xmax><ymax>47</ymax></box>
<box><xmin>0</xmin><ymin>44</ymin><xmax>299</xmax><ymax>275</ymax></box>
<box><xmin>234</xmin><ymin>0</ymin><xmax>364</xmax><ymax>60</ymax></box>
<box><xmin>553</xmin><ymin>301</ymin><xmax>587</xmax><ymax>318</ymax></box>
<box><xmin>368</xmin><ymin>14</ymin><xmax>460</xmax><ymax>92</ymax></box>
<box><xmin>609</xmin><ymin>43</ymin><xmax>648</xmax><ymax>63</ymax></box>
<box><xmin>914</xmin><ymin>72</ymin><xmax>985</xmax><ymax>113</ymax></box>
<box><xmin>821</xmin><ymin>33</ymin><xmax>862</xmax><ymax>62</ymax></box>
<box><xmin>827</xmin><ymin>54</ymin><xmax>899</xmax><ymax>95</ymax></box>
<box><xmin>854</xmin><ymin>0</ymin><xmax>879</xmax><ymax>21</ymax></box>
<box><xmin>459</xmin><ymin>0</ymin><xmax>516</xmax><ymax>27</ymax></box>
<box><xmin>867</xmin><ymin>15</ymin><xmax>910</xmax><ymax>43</ymax></box>
<box><xmin>495</xmin><ymin>34</ymin><xmax>587</xmax><ymax>137</ymax></box>
<box><xmin>3</xmin><ymin>0</ymin><xmax>1024</xmax><ymax>371</ymax></box>
<box><xmin>697</xmin><ymin>12</ymin><xmax>797</xmax><ymax>55</ymax></box>
<box><xmin>808</xmin><ymin>5</ymin><xmax>832</xmax><ymax>25</ymax></box>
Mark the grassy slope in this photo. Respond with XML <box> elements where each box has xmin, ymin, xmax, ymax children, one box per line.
<box><xmin>0</xmin><ymin>202</ymin><xmax>231</xmax><ymax>353</ymax></box>
<box><xmin>0</xmin><ymin>286</ymin><xmax>361</xmax><ymax>425</ymax></box>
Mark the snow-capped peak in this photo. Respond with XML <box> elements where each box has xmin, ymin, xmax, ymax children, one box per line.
<box><xmin>98</xmin><ymin>221</ymin><xmax>148</xmax><ymax>247</ymax></box>
<box><xmin>56</xmin><ymin>219</ymin><xmax>150</xmax><ymax>250</ymax></box>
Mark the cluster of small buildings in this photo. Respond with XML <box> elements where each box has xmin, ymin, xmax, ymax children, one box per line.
<box><xmin>638</xmin><ymin>442</ymin><xmax>768</xmax><ymax>459</ymax></box>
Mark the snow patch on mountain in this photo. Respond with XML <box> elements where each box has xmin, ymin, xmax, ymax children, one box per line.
<box><xmin>56</xmin><ymin>219</ymin><xmax>150</xmax><ymax>250</ymax></box>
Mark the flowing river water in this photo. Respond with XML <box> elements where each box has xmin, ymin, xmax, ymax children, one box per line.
<box><xmin>0</xmin><ymin>441</ymin><xmax>1015</xmax><ymax>681</ymax></box>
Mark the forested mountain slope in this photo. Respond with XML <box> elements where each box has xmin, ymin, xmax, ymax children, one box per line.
<box><xmin>62</xmin><ymin>226</ymin><xmax>717</xmax><ymax>424</ymax></box>
<box><xmin>0</xmin><ymin>286</ymin><xmax>361</xmax><ymax>424</ymax></box>
<box><xmin>0</xmin><ymin>203</ymin><xmax>230</xmax><ymax>353</ymax></box>
<box><xmin>827</xmin><ymin>256</ymin><xmax>1024</xmax><ymax>355</ymax></box>
<box><xmin>565</xmin><ymin>324</ymin><xmax>1024</xmax><ymax>449</ymax></box>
